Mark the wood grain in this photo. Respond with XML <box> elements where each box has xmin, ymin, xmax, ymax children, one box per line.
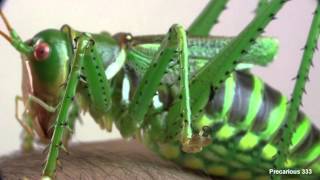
<box><xmin>0</xmin><ymin>140</ymin><xmax>213</xmax><ymax>180</ymax></box>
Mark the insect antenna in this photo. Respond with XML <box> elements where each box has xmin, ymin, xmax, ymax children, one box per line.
<box><xmin>0</xmin><ymin>7</ymin><xmax>33</xmax><ymax>54</ymax></box>
<box><xmin>0</xmin><ymin>9</ymin><xmax>12</xmax><ymax>43</ymax></box>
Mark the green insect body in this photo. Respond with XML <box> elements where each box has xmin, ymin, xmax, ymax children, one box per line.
<box><xmin>142</xmin><ymin>71</ymin><xmax>320</xmax><ymax>179</ymax></box>
<box><xmin>0</xmin><ymin>0</ymin><xmax>319</xmax><ymax>179</ymax></box>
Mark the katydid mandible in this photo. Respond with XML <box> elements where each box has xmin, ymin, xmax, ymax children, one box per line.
<box><xmin>0</xmin><ymin>0</ymin><xmax>319</xmax><ymax>179</ymax></box>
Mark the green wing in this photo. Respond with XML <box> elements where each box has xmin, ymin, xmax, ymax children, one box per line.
<box><xmin>127</xmin><ymin>35</ymin><xmax>279</xmax><ymax>73</ymax></box>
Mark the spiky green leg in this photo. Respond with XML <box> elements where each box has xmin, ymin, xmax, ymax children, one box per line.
<box><xmin>188</xmin><ymin>0</ymin><xmax>229</xmax><ymax>36</ymax></box>
<box><xmin>61</xmin><ymin>102</ymin><xmax>79</xmax><ymax>147</ymax></box>
<box><xmin>275</xmin><ymin>2</ymin><xmax>320</xmax><ymax>178</ymax></box>
<box><xmin>165</xmin><ymin>1</ymin><xmax>288</xmax><ymax>146</ymax></box>
<box><xmin>169</xmin><ymin>26</ymin><xmax>197</xmax><ymax>151</ymax></box>
<box><xmin>42</xmin><ymin>34</ymin><xmax>92</xmax><ymax>178</ymax></box>
<box><xmin>118</xmin><ymin>25</ymin><xmax>195</xmax><ymax>146</ymax></box>
<box><xmin>162</xmin><ymin>0</ymin><xmax>286</xmax><ymax>154</ymax></box>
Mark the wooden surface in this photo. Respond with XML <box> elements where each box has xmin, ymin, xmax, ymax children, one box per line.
<box><xmin>0</xmin><ymin>140</ymin><xmax>213</xmax><ymax>180</ymax></box>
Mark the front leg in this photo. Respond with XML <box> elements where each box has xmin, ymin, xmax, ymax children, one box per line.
<box><xmin>42</xmin><ymin>34</ymin><xmax>93</xmax><ymax>178</ymax></box>
<box><xmin>15</xmin><ymin>95</ymin><xmax>57</xmax><ymax>153</ymax></box>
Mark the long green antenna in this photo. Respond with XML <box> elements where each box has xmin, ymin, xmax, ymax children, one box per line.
<box><xmin>0</xmin><ymin>9</ymin><xmax>33</xmax><ymax>54</ymax></box>
<box><xmin>0</xmin><ymin>9</ymin><xmax>12</xmax><ymax>43</ymax></box>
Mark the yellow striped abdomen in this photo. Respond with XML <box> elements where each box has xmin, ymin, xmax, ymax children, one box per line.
<box><xmin>143</xmin><ymin>71</ymin><xmax>320</xmax><ymax>179</ymax></box>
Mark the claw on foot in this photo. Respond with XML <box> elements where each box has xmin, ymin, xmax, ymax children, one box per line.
<box><xmin>181</xmin><ymin>134</ymin><xmax>211</xmax><ymax>153</ymax></box>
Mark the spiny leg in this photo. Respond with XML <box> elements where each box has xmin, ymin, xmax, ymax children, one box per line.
<box><xmin>275</xmin><ymin>1</ymin><xmax>320</xmax><ymax>175</ymax></box>
<box><xmin>165</xmin><ymin>0</ymin><xmax>288</xmax><ymax>151</ymax></box>
<box><xmin>118</xmin><ymin>25</ymin><xmax>194</xmax><ymax>147</ymax></box>
<box><xmin>61</xmin><ymin>102</ymin><xmax>79</xmax><ymax>147</ymax></box>
<box><xmin>61</xmin><ymin>25</ymin><xmax>113</xmax><ymax>133</ymax></box>
<box><xmin>42</xmin><ymin>34</ymin><xmax>93</xmax><ymax>178</ymax></box>
<box><xmin>188</xmin><ymin>0</ymin><xmax>229</xmax><ymax>36</ymax></box>
<box><xmin>173</xmin><ymin>26</ymin><xmax>193</xmax><ymax>148</ymax></box>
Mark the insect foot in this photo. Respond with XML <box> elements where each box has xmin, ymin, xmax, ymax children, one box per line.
<box><xmin>41</xmin><ymin>176</ymin><xmax>52</xmax><ymax>180</ymax></box>
<box><xmin>118</xmin><ymin>111</ymin><xmax>140</xmax><ymax>138</ymax></box>
<box><xmin>181</xmin><ymin>134</ymin><xmax>211</xmax><ymax>153</ymax></box>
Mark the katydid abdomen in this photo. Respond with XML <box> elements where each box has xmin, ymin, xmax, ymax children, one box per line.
<box><xmin>138</xmin><ymin>71</ymin><xmax>320</xmax><ymax>179</ymax></box>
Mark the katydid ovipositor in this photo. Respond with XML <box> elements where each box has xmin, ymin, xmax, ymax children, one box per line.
<box><xmin>0</xmin><ymin>0</ymin><xmax>320</xmax><ymax>179</ymax></box>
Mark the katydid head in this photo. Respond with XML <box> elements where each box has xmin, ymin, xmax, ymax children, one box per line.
<box><xmin>22</xmin><ymin>29</ymin><xmax>72</xmax><ymax>92</ymax></box>
<box><xmin>1</xmin><ymin>10</ymin><xmax>71</xmax><ymax>91</ymax></box>
<box><xmin>1</xmin><ymin>9</ymin><xmax>122</xmax><ymax>140</ymax></box>
<box><xmin>21</xmin><ymin>30</ymin><xmax>72</xmax><ymax>140</ymax></box>
<box><xmin>1</xmin><ymin>10</ymin><xmax>74</xmax><ymax>140</ymax></box>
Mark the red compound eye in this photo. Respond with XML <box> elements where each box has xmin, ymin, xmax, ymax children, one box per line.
<box><xmin>33</xmin><ymin>42</ymin><xmax>50</xmax><ymax>61</ymax></box>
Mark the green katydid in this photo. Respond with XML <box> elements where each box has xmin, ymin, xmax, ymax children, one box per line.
<box><xmin>0</xmin><ymin>0</ymin><xmax>319</xmax><ymax>179</ymax></box>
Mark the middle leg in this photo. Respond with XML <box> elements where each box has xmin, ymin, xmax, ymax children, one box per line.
<box><xmin>118</xmin><ymin>24</ymin><xmax>196</xmax><ymax>148</ymax></box>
